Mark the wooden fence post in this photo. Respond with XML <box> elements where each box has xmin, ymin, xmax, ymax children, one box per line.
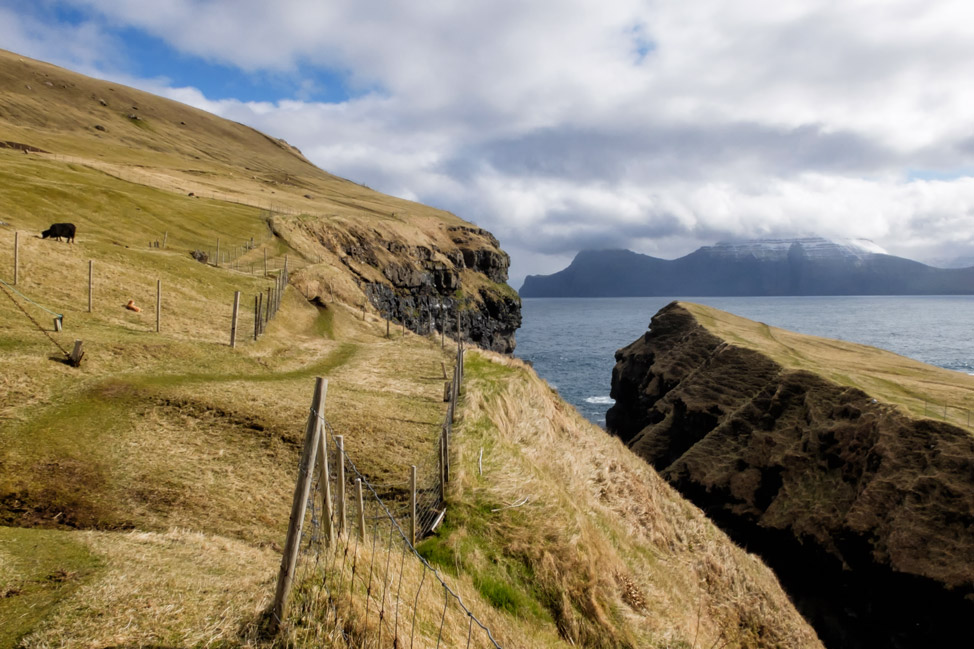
<box><xmin>216</xmin><ymin>238</ymin><xmax>220</xmax><ymax>267</ymax></box>
<box><xmin>88</xmin><ymin>260</ymin><xmax>93</xmax><ymax>313</ymax></box>
<box><xmin>156</xmin><ymin>280</ymin><xmax>161</xmax><ymax>333</ymax></box>
<box><xmin>443</xmin><ymin>424</ymin><xmax>450</xmax><ymax>483</ymax></box>
<box><xmin>256</xmin><ymin>293</ymin><xmax>263</xmax><ymax>338</ymax></box>
<box><xmin>410</xmin><ymin>465</ymin><xmax>417</xmax><ymax>546</ymax></box>
<box><xmin>230</xmin><ymin>291</ymin><xmax>241</xmax><ymax>348</ymax></box>
<box><xmin>265</xmin><ymin>288</ymin><xmax>272</xmax><ymax>325</ymax></box>
<box><xmin>263</xmin><ymin>248</ymin><xmax>267</xmax><ymax>276</ymax></box>
<box><xmin>162</xmin><ymin>231</ymin><xmax>168</xmax><ymax>249</ymax></box>
<box><xmin>336</xmin><ymin>435</ymin><xmax>347</xmax><ymax>537</ymax></box>
<box><xmin>316</xmin><ymin>382</ymin><xmax>335</xmax><ymax>548</ymax></box>
<box><xmin>270</xmin><ymin>377</ymin><xmax>327</xmax><ymax>633</ymax></box>
<box><xmin>441</xmin><ymin>362</ymin><xmax>447</xmax><ymax>380</ymax></box>
<box><xmin>439</xmin><ymin>428</ymin><xmax>446</xmax><ymax>503</ymax></box>
<box><xmin>13</xmin><ymin>231</ymin><xmax>18</xmax><ymax>285</ymax></box>
<box><xmin>69</xmin><ymin>340</ymin><xmax>84</xmax><ymax>366</ymax></box>
<box><xmin>356</xmin><ymin>478</ymin><xmax>366</xmax><ymax>539</ymax></box>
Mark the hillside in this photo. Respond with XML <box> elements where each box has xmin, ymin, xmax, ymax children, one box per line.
<box><xmin>519</xmin><ymin>239</ymin><xmax>974</xmax><ymax>297</ymax></box>
<box><xmin>0</xmin><ymin>51</ymin><xmax>819</xmax><ymax>648</ymax></box>
<box><xmin>607</xmin><ymin>302</ymin><xmax>974</xmax><ymax>649</ymax></box>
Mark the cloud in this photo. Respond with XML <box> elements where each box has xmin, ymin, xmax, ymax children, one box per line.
<box><xmin>8</xmin><ymin>0</ymin><xmax>974</xmax><ymax>284</ymax></box>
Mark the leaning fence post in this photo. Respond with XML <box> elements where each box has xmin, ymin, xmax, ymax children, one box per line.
<box><xmin>336</xmin><ymin>435</ymin><xmax>346</xmax><ymax>537</ymax></box>
<box><xmin>230</xmin><ymin>291</ymin><xmax>241</xmax><ymax>348</ymax></box>
<box><xmin>356</xmin><ymin>478</ymin><xmax>366</xmax><ymax>539</ymax></box>
<box><xmin>271</xmin><ymin>377</ymin><xmax>326</xmax><ymax>633</ymax></box>
<box><xmin>410</xmin><ymin>465</ymin><xmax>417</xmax><ymax>546</ymax></box>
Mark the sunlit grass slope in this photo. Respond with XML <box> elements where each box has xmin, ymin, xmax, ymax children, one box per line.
<box><xmin>1</xmin><ymin>49</ymin><xmax>818</xmax><ymax>649</ymax></box>
<box><xmin>683</xmin><ymin>301</ymin><xmax>974</xmax><ymax>427</ymax></box>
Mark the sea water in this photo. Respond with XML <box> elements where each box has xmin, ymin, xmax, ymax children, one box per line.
<box><xmin>515</xmin><ymin>296</ymin><xmax>974</xmax><ymax>426</ymax></box>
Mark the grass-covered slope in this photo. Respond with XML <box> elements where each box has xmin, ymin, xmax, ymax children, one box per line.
<box><xmin>1</xmin><ymin>50</ymin><xmax>818</xmax><ymax>648</ymax></box>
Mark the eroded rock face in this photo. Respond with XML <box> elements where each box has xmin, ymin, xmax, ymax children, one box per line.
<box><xmin>281</xmin><ymin>217</ymin><xmax>520</xmax><ymax>353</ymax></box>
<box><xmin>607</xmin><ymin>302</ymin><xmax>974</xmax><ymax>649</ymax></box>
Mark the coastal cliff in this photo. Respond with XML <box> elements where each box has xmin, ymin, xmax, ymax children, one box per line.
<box><xmin>278</xmin><ymin>216</ymin><xmax>520</xmax><ymax>353</ymax></box>
<box><xmin>607</xmin><ymin>302</ymin><xmax>974</xmax><ymax>649</ymax></box>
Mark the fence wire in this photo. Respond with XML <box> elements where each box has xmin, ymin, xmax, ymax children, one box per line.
<box><xmin>277</xmin><ymin>348</ymin><xmax>501</xmax><ymax>649</ymax></box>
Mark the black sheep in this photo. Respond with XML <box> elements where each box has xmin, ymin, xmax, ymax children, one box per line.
<box><xmin>41</xmin><ymin>223</ymin><xmax>76</xmax><ymax>243</ymax></box>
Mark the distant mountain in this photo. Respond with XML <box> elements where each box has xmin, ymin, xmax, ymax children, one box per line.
<box><xmin>519</xmin><ymin>237</ymin><xmax>974</xmax><ymax>297</ymax></box>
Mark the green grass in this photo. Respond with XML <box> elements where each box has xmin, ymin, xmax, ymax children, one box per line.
<box><xmin>0</xmin><ymin>527</ymin><xmax>103</xmax><ymax>649</ymax></box>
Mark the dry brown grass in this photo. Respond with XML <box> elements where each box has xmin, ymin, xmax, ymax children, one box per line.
<box><xmin>430</xmin><ymin>351</ymin><xmax>822</xmax><ymax>649</ymax></box>
<box><xmin>19</xmin><ymin>528</ymin><xmax>277</xmax><ymax>649</ymax></box>
<box><xmin>683</xmin><ymin>301</ymin><xmax>974</xmax><ymax>427</ymax></box>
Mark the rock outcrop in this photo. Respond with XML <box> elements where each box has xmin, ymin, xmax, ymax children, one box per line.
<box><xmin>607</xmin><ymin>302</ymin><xmax>974</xmax><ymax>649</ymax></box>
<box><xmin>280</xmin><ymin>217</ymin><xmax>521</xmax><ymax>353</ymax></box>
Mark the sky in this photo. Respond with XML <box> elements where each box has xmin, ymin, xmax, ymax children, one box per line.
<box><xmin>4</xmin><ymin>0</ymin><xmax>974</xmax><ymax>286</ymax></box>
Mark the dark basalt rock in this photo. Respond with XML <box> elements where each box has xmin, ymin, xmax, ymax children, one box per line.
<box><xmin>607</xmin><ymin>302</ymin><xmax>974</xmax><ymax>649</ymax></box>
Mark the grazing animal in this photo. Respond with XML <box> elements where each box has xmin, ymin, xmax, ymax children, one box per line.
<box><xmin>41</xmin><ymin>222</ymin><xmax>76</xmax><ymax>243</ymax></box>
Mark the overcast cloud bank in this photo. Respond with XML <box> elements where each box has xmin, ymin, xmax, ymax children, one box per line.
<box><xmin>4</xmin><ymin>0</ymin><xmax>974</xmax><ymax>284</ymax></box>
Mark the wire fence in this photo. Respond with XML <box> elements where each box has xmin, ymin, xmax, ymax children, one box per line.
<box><xmin>271</xmin><ymin>348</ymin><xmax>502</xmax><ymax>648</ymax></box>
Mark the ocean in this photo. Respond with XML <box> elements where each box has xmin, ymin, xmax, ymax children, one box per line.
<box><xmin>515</xmin><ymin>296</ymin><xmax>974</xmax><ymax>426</ymax></box>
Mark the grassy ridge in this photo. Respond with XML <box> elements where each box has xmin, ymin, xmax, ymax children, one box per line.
<box><xmin>683</xmin><ymin>301</ymin><xmax>974</xmax><ymax>427</ymax></box>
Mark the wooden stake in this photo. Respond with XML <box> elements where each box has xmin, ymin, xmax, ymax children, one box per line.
<box><xmin>356</xmin><ymin>478</ymin><xmax>366</xmax><ymax>539</ymax></box>
<box><xmin>315</xmin><ymin>380</ymin><xmax>335</xmax><ymax>547</ymax></box>
<box><xmin>69</xmin><ymin>340</ymin><xmax>84</xmax><ymax>366</ymax></box>
<box><xmin>53</xmin><ymin>316</ymin><xmax>62</xmax><ymax>332</ymax></box>
<box><xmin>336</xmin><ymin>435</ymin><xmax>346</xmax><ymax>536</ymax></box>
<box><xmin>216</xmin><ymin>238</ymin><xmax>220</xmax><ymax>267</ymax></box>
<box><xmin>162</xmin><ymin>231</ymin><xmax>168</xmax><ymax>248</ymax></box>
<box><xmin>439</xmin><ymin>428</ymin><xmax>446</xmax><ymax>503</ymax></box>
<box><xmin>254</xmin><ymin>294</ymin><xmax>260</xmax><ymax>340</ymax></box>
<box><xmin>256</xmin><ymin>292</ymin><xmax>263</xmax><ymax>337</ymax></box>
<box><xmin>444</xmin><ymin>380</ymin><xmax>451</xmax><ymax>403</ymax></box>
<box><xmin>271</xmin><ymin>377</ymin><xmax>327</xmax><ymax>632</ymax></box>
<box><xmin>13</xmin><ymin>231</ymin><xmax>18</xmax><ymax>285</ymax></box>
<box><xmin>410</xmin><ymin>465</ymin><xmax>417</xmax><ymax>546</ymax></box>
<box><xmin>156</xmin><ymin>279</ymin><xmax>161</xmax><ymax>333</ymax></box>
<box><xmin>441</xmin><ymin>362</ymin><xmax>447</xmax><ymax>379</ymax></box>
<box><xmin>230</xmin><ymin>291</ymin><xmax>241</xmax><ymax>348</ymax></box>
<box><xmin>88</xmin><ymin>260</ymin><xmax>93</xmax><ymax>313</ymax></box>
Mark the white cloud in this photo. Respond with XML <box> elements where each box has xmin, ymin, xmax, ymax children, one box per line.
<box><xmin>9</xmin><ymin>0</ymin><xmax>974</xmax><ymax>284</ymax></box>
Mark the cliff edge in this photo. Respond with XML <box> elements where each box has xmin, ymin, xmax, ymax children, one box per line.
<box><xmin>607</xmin><ymin>302</ymin><xmax>974</xmax><ymax>649</ymax></box>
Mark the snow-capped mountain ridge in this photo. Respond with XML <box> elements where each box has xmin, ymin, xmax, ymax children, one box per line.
<box><xmin>702</xmin><ymin>237</ymin><xmax>889</xmax><ymax>261</ymax></box>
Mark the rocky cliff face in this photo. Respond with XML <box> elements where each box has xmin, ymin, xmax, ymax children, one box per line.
<box><xmin>607</xmin><ymin>302</ymin><xmax>974</xmax><ymax>649</ymax></box>
<box><xmin>278</xmin><ymin>216</ymin><xmax>521</xmax><ymax>353</ymax></box>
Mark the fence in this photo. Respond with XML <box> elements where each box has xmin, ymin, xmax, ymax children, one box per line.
<box><xmin>269</xmin><ymin>345</ymin><xmax>502</xmax><ymax>648</ymax></box>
